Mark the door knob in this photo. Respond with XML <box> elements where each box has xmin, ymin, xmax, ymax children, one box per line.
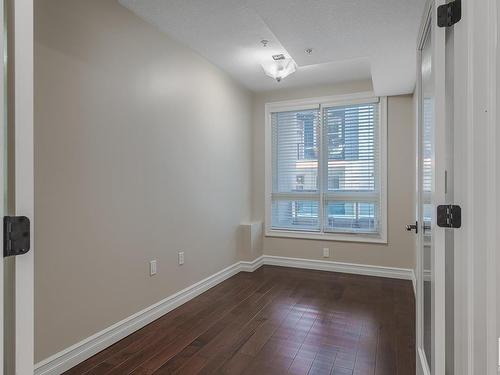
<box><xmin>405</xmin><ymin>221</ymin><xmax>418</xmax><ymax>234</ymax></box>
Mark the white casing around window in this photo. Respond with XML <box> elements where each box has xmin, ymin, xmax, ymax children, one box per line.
<box><xmin>264</xmin><ymin>92</ymin><xmax>387</xmax><ymax>244</ymax></box>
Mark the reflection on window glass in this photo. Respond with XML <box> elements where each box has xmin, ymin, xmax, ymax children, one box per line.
<box><xmin>423</xmin><ymin>98</ymin><xmax>433</xmax><ymax>194</ymax></box>
<box><xmin>421</xmin><ymin>24</ymin><xmax>433</xmax><ymax>367</ymax></box>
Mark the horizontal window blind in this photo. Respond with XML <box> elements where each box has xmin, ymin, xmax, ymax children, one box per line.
<box><xmin>270</xmin><ymin>99</ymin><xmax>383</xmax><ymax>237</ymax></box>
<box><xmin>271</xmin><ymin>109</ymin><xmax>320</xmax><ymax>231</ymax></box>
<box><xmin>323</xmin><ymin>102</ymin><xmax>379</xmax><ymax>233</ymax></box>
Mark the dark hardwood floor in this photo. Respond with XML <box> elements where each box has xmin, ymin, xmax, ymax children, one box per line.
<box><xmin>64</xmin><ymin>266</ymin><xmax>415</xmax><ymax>375</ymax></box>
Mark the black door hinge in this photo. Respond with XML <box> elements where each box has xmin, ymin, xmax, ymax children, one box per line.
<box><xmin>3</xmin><ymin>216</ymin><xmax>30</xmax><ymax>257</ymax></box>
<box><xmin>437</xmin><ymin>0</ymin><xmax>462</xmax><ymax>27</ymax></box>
<box><xmin>437</xmin><ymin>205</ymin><xmax>461</xmax><ymax>228</ymax></box>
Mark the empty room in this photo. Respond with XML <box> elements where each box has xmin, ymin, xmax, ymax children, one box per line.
<box><xmin>1</xmin><ymin>0</ymin><xmax>499</xmax><ymax>374</ymax></box>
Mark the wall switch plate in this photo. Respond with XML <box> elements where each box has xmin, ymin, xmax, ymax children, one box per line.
<box><xmin>178</xmin><ymin>251</ymin><xmax>185</xmax><ymax>265</ymax></box>
<box><xmin>323</xmin><ymin>248</ymin><xmax>330</xmax><ymax>258</ymax></box>
<box><xmin>150</xmin><ymin>260</ymin><xmax>157</xmax><ymax>276</ymax></box>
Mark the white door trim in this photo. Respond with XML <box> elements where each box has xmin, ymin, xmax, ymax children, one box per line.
<box><xmin>0</xmin><ymin>0</ymin><xmax>5</xmax><ymax>373</ymax></box>
<box><xmin>13</xmin><ymin>0</ymin><xmax>34</xmax><ymax>373</ymax></box>
<box><xmin>453</xmin><ymin>0</ymin><xmax>498</xmax><ymax>374</ymax></box>
<box><xmin>485</xmin><ymin>0</ymin><xmax>498</xmax><ymax>373</ymax></box>
<box><xmin>431</xmin><ymin>1</ymin><xmax>448</xmax><ymax>374</ymax></box>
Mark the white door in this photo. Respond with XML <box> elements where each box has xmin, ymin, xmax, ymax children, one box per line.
<box><xmin>415</xmin><ymin>1</ymin><xmax>449</xmax><ymax>374</ymax></box>
<box><xmin>2</xmin><ymin>0</ymin><xmax>35</xmax><ymax>374</ymax></box>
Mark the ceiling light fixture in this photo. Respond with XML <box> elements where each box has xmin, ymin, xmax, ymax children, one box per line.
<box><xmin>261</xmin><ymin>54</ymin><xmax>297</xmax><ymax>82</ymax></box>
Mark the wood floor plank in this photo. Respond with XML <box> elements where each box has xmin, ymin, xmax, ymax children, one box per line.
<box><xmin>64</xmin><ymin>266</ymin><xmax>415</xmax><ymax>375</ymax></box>
<box><xmin>97</xmin><ymin>271</ymin><xmax>277</xmax><ymax>374</ymax></box>
<box><xmin>84</xmin><ymin>273</ymin><xmax>261</xmax><ymax>374</ymax></box>
<box><xmin>66</xmin><ymin>273</ymin><xmax>255</xmax><ymax>375</ymax></box>
<box><xmin>143</xmin><ymin>277</ymin><xmax>291</xmax><ymax>374</ymax></box>
<box><xmin>162</xmin><ymin>276</ymin><xmax>302</xmax><ymax>374</ymax></box>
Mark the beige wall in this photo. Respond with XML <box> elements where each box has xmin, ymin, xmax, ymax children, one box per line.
<box><xmin>34</xmin><ymin>0</ymin><xmax>253</xmax><ymax>361</ymax></box>
<box><xmin>252</xmin><ymin>82</ymin><xmax>416</xmax><ymax>269</ymax></box>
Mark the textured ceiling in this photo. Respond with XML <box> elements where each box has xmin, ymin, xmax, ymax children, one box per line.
<box><xmin>119</xmin><ymin>0</ymin><xmax>425</xmax><ymax>95</ymax></box>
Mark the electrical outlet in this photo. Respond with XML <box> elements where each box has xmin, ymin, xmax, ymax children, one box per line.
<box><xmin>323</xmin><ymin>248</ymin><xmax>330</xmax><ymax>258</ymax></box>
<box><xmin>178</xmin><ymin>251</ymin><xmax>185</xmax><ymax>265</ymax></box>
<box><xmin>150</xmin><ymin>260</ymin><xmax>157</xmax><ymax>276</ymax></box>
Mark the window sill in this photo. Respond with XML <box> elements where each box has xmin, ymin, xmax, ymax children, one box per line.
<box><xmin>265</xmin><ymin>229</ymin><xmax>387</xmax><ymax>244</ymax></box>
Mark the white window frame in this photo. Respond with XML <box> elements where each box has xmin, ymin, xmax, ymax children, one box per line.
<box><xmin>264</xmin><ymin>92</ymin><xmax>388</xmax><ymax>244</ymax></box>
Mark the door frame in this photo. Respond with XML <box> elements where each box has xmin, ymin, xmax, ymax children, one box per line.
<box><xmin>416</xmin><ymin>0</ymin><xmax>500</xmax><ymax>373</ymax></box>
<box><xmin>12</xmin><ymin>0</ymin><xmax>34</xmax><ymax>373</ymax></box>
<box><xmin>452</xmin><ymin>0</ymin><xmax>498</xmax><ymax>374</ymax></box>
<box><xmin>0</xmin><ymin>0</ymin><xmax>5</xmax><ymax>372</ymax></box>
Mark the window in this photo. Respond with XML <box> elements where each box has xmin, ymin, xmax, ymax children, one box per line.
<box><xmin>265</xmin><ymin>94</ymin><xmax>387</xmax><ymax>243</ymax></box>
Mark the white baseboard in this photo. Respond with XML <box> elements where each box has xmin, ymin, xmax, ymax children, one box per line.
<box><xmin>411</xmin><ymin>269</ymin><xmax>417</xmax><ymax>296</ymax></box>
<box><xmin>35</xmin><ymin>254</ymin><xmax>413</xmax><ymax>375</ymax></box>
<box><xmin>239</xmin><ymin>256</ymin><xmax>265</xmax><ymax>272</ymax></box>
<box><xmin>262</xmin><ymin>255</ymin><xmax>415</xmax><ymax>281</ymax></box>
<box><xmin>417</xmin><ymin>347</ymin><xmax>431</xmax><ymax>375</ymax></box>
<box><xmin>34</xmin><ymin>257</ymin><xmax>263</xmax><ymax>375</ymax></box>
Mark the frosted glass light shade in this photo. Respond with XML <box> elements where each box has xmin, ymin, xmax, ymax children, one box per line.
<box><xmin>261</xmin><ymin>57</ymin><xmax>297</xmax><ymax>82</ymax></box>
